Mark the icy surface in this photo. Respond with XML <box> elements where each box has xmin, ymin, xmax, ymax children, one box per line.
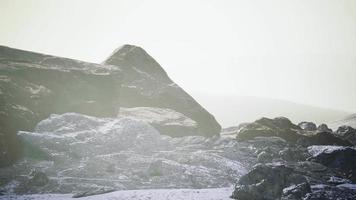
<box><xmin>307</xmin><ymin>145</ymin><xmax>352</xmax><ymax>157</ymax></box>
<box><xmin>0</xmin><ymin>187</ymin><xmax>233</xmax><ymax>200</ymax></box>
<box><xmin>2</xmin><ymin>113</ymin><xmax>249</xmax><ymax>194</ymax></box>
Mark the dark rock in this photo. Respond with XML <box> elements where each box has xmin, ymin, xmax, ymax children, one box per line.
<box><xmin>336</xmin><ymin>125</ymin><xmax>356</xmax><ymax>145</ymax></box>
<box><xmin>298</xmin><ymin>132</ymin><xmax>352</xmax><ymax>147</ymax></box>
<box><xmin>304</xmin><ymin>184</ymin><xmax>356</xmax><ymax>200</ymax></box>
<box><xmin>15</xmin><ymin>170</ymin><xmax>50</xmax><ymax>194</ymax></box>
<box><xmin>231</xmin><ymin>164</ymin><xmax>308</xmax><ymax>200</ymax></box>
<box><xmin>298</xmin><ymin>122</ymin><xmax>317</xmax><ymax>131</ymax></box>
<box><xmin>104</xmin><ymin>45</ymin><xmax>221</xmax><ymax>137</ymax></box>
<box><xmin>281</xmin><ymin>182</ymin><xmax>311</xmax><ymax>200</ymax></box>
<box><xmin>237</xmin><ymin>117</ymin><xmax>303</xmax><ymax>143</ymax></box>
<box><xmin>72</xmin><ymin>187</ymin><xmax>116</xmax><ymax>198</ymax></box>
<box><xmin>28</xmin><ymin>170</ymin><xmax>49</xmax><ymax>186</ymax></box>
<box><xmin>308</xmin><ymin>147</ymin><xmax>356</xmax><ymax>183</ymax></box>
<box><xmin>317</xmin><ymin>124</ymin><xmax>332</xmax><ymax>133</ymax></box>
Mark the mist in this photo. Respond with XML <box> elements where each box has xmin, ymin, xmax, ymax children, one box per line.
<box><xmin>1</xmin><ymin>0</ymin><xmax>356</xmax><ymax>119</ymax></box>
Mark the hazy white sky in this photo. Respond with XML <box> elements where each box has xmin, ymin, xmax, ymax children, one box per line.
<box><xmin>1</xmin><ymin>0</ymin><xmax>356</xmax><ymax>112</ymax></box>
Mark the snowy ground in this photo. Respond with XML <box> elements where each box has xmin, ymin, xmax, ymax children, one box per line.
<box><xmin>0</xmin><ymin>187</ymin><xmax>233</xmax><ymax>200</ymax></box>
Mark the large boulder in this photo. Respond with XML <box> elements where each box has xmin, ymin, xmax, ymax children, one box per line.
<box><xmin>298</xmin><ymin>121</ymin><xmax>317</xmax><ymax>131</ymax></box>
<box><xmin>0</xmin><ymin>46</ymin><xmax>121</xmax><ymax>167</ymax></box>
<box><xmin>236</xmin><ymin>117</ymin><xmax>302</xmax><ymax>143</ymax></box>
<box><xmin>231</xmin><ymin>163</ymin><xmax>309</xmax><ymax>200</ymax></box>
<box><xmin>103</xmin><ymin>45</ymin><xmax>221</xmax><ymax>137</ymax></box>
<box><xmin>335</xmin><ymin>125</ymin><xmax>356</xmax><ymax>145</ymax></box>
<box><xmin>308</xmin><ymin>146</ymin><xmax>356</xmax><ymax>183</ymax></box>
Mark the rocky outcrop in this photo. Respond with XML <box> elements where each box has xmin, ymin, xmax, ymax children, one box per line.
<box><xmin>0</xmin><ymin>113</ymin><xmax>244</xmax><ymax>194</ymax></box>
<box><xmin>0</xmin><ymin>45</ymin><xmax>222</xmax><ymax>166</ymax></box>
<box><xmin>118</xmin><ymin>107</ymin><xmax>199</xmax><ymax>136</ymax></box>
<box><xmin>298</xmin><ymin>122</ymin><xmax>317</xmax><ymax>131</ymax></box>
<box><xmin>0</xmin><ymin>46</ymin><xmax>121</xmax><ymax>167</ymax></box>
<box><xmin>231</xmin><ymin>164</ymin><xmax>309</xmax><ymax>200</ymax></box>
<box><xmin>308</xmin><ymin>146</ymin><xmax>356</xmax><ymax>183</ymax></box>
<box><xmin>236</xmin><ymin>117</ymin><xmax>352</xmax><ymax>146</ymax></box>
<box><xmin>236</xmin><ymin>117</ymin><xmax>302</xmax><ymax>143</ymax></box>
<box><xmin>103</xmin><ymin>45</ymin><xmax>221</xmax><ymax>137</ymax></box>
<box><xmin>335</xmin><ymin>125</ymin><xmax>356</xmax><ymax>145</ymax></box>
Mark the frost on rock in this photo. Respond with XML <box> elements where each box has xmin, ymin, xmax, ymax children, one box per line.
<box><xmin>2</xmin><ymin>113</ymin><xmax>247</xmax><ymax>194</ymax></box>
<box><xmin>118</xmin><ymin>107</ymin><xmax>199</xmax><ymax>136</ymax></box>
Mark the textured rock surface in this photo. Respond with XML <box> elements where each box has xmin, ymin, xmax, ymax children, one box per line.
<box><xmin>0</xmin><ymin>46</ymin><xmax>121</xmax><ymax>167</ymax></box>
<box><xmin>118</xmin><ymin>107</ymin><xmax>199</xmax><ymax>136</ymax></box>
<box><xmin>103</xmin><ymin>45</ymin><xmax>221</xmax><ymax>137</ymax></box>
<box><xmin>0</xmin><ymin>113</ymin><xmax>245</xmax><ymax>194</ymax></box>
<box><xmin>335</xmin><ymin>125</ymin><xmax>356</xmax><ymax>145</ymax></box>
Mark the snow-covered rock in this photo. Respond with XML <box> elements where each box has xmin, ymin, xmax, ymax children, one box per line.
<box><xmin>0</xmin><ymin>113</ymin><xmax>245</xmax><ymax>194</ymax></box>
<box><xmin>104</xmin><ymin>45</ymin><xmax>221</xmax><ymax>137</ymax></box>
<box><xmin>118</xmin><ymin>107</ymin><xmax>199</xmax><ymax>136</ymax></box>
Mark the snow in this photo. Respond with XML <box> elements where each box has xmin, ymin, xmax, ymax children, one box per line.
<box><xmin>0</xmin><ymin>187</ymin><xmax>233</xmax><ymax>200</ymax></box>
<box><xmin>307</xmin><ymin>145</ymin><xmax>353</xmax><ymax>157</ymax></box>
<box><xmin>119</xmin><ymin>107</ymin><xmax>197</xmax><ymax>127</ymax></box>
<box><xmin>337</xmin><ymin>183</ymin><xmax>356</xmax><ymax>190</ymax></box>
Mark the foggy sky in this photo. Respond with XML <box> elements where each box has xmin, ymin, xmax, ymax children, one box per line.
<box><xmin>1</xmin><ymin>0</ymin><xmax>356</xmax><ymax>112</ymax></box>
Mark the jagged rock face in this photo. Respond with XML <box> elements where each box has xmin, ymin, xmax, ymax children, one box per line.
<box><xmin>0</xmin><ymin>113</ymin><xmax>246</xmax><ymax>194</ymax></box>
<box><xmin>103</xmin><ymin>45</ymin><xmax>221</xmax><ymax>137</ymax></box>
<box><xmin>118</xmin><ymin>107</ymin><xmax>199</xmax><ymax>136</ymax></box>
<box><xmin>0</xmin><ymin>46</ymin><xmax>121</xmax><ymax>167</ymax></box>
<box><xmin>308</xmin><ymin>146</ymin><xmax>356</xmax><ymax>183</ymax></box>
<box><xmin>336</xmin><ymin>125</ymin><xmax>356</xmax><ymax>145</ymax></box>
<box><xmin>231</xmin><ymin>163</ymin><xmax>309</xmax><ymax>200</ymax></box>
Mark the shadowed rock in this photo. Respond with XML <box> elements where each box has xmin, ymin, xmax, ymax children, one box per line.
<box><xmin>103</xmin><ymin>44</ymin><xmax>221</xmax><ymax>137</ymax></box>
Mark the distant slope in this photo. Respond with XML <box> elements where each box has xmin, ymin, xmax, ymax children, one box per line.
<box><xmin>194</xmin><ymin>94</ymin><xmax>351</xmax><ymax>128</ymax></box>
<box><xmin>329</xmin><ymin>114</ymin><xmax>356</xmax><ymax>129</ymax></box>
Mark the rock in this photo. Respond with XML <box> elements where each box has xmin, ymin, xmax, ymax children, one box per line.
<box><xmin>103</xmin><ymin>44</ymin><xmax>221</xmax><ymax>137</ymax></box>
<box><xmin>72</xmin><ymin>187</ymin><xmax>116</xmax><ymax>198</ymax></box>
<box><xmin>335</xmin><ymin>125</ymin><xmax>356</xmax><ymax>145</ymax></box>
<box><xmin>308</xmin><ymin>146</ymin><xmax>356</xmax><ymax>183</ymax></box>
<box><xmin>298</xmin><ymin>122</ymin><xmax>317</xmax><ymax>131</ymax></box>
<box><xmin>231</xmin><ymin>163</ymin><xmax>308</xmax><ymax>200</ymax></box>
<box><xmin>28</xmin><ymin>170</ymin><xmax>49</xmax><ymax>186</ymax></box>
<box><xmin>0</xmin><ymin>46</ymin><xmax>122</xmax><ymax>167</ymax></box>
<box><xmin>236</xmin><ymin>117</ymin><xmax>303</xmax><ymax>143</ymax></box>
<box><xmin>298</xmin><ymin>132</ymin><xmax>352</xmax><ymax>147</ymax></box>
<box><xmin>257</xmin><ymin>151</ymin><xmax>273</xmax><ymax>163</ymax></box>
<box><xmin>0</xmin><ymin>45</ymin><xmax>221</xmax><ymax>166</ymax></box>
<box><xmin>14</xmin><ymin>170</ymin><xmax>50</xmax><ymax>194</ymax></box>
<box><xmin>281</xmin><ymin>182</ymin><xmax>311</xmax><ymax>200</ymax></box>
<box><xmin>1</xmin><ymin>113</ymin><xmax>245</xmax><ymax>194</ymax></box>
<box><xmin>304</xmin><ymin>184</ymin><xmax>356</xmax><ymax>200</ymax></box>
<box><xmin>118</xmin><ymin>107</ymin><xmax>199</xmax><ymax>136</ymax></box>
<box><xmin>317</xmin><ymin>124</ymin><xmax>332</xmax><ymax>133</ymax></box>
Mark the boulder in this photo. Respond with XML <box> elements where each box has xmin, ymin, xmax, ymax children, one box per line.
<box><xmin>317</xmin><ymin>124</ymin><xmax>332</xmax><ymax>133</ymax></box>
<box><xmin>231</xmin><ymin>163</ymin><xmax>308</xmax><ymax>200</ymax></box>
<box><xmin>236</xmin><ymin>117</ymin><xmax>302</xmax><ymax>143</ymax></box>
<box><xmin>308</xmin><ymin>146</ymin><xmax>356</xmax><ymax>183</ymax></box>
<box><xmin>0</xmin><ymin>46</ymin><xmax>121</xmax><ymax>167</ymax></box>
<box><xmin>103</xmin><ymin>44</ymin><xmax>221</xmax><ymax>137</ymax></box>
<box><xmin>336</xmin><ymin>125</ymin><xmax>356</xmax><ymax>145</ymax></box>
<box><xmin>298</xmin><ymin>122</ymin><xmax>317</xmax><ymax>131</ymax></box>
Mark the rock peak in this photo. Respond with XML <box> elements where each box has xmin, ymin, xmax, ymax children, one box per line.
<box><xmin>103</xmin><ymin>44</ymin><xmax>165</xmax><ymax>75</ymax></box>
